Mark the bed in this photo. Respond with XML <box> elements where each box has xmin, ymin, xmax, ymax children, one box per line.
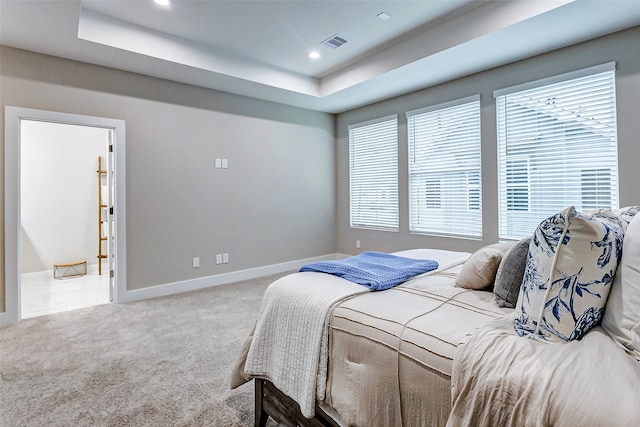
<box><xmin>231</xmin><ymin>206</ymin><xmax>640</xmax><ymax>426</ymax></box>
<box><xmin>230</xmin><ymin>248</ymin><xmax>511</xmax><ymax>426</ymax></box>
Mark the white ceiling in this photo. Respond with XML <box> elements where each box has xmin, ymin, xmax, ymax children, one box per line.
<box><xmin>1</xmin><ymin>0</ymin><xmax>640</xmax><ymax>113</ymax></box>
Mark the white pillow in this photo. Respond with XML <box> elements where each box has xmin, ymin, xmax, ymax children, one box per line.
<box><xmin>602</xmin><ymin>213</ymin><xmax>640</xmax><ymax>360</ymax></box>
<box><xmin>514</xmin><ymin>206</ymin><xmax>626</xmax><ymax>343</ymax></box>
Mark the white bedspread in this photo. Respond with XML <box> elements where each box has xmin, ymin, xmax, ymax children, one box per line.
<box><xmin>447</xmin><ymin>314</ymin><xmax>640</xmax><ymax>427</ymax></box>
<box><xmin>244</xmin><ymin>271</ymin><xmax>367</xmax><ymax>417</ymax></box>
<box><xmin>243</xmin><ymin>249</ymin><xmax>470</xmax><ymax>418</ymax></box>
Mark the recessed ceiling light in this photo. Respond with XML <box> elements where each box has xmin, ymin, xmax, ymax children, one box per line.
<box><xmin>309</xmin><ymin>51</ymin><xmax>320</xmax><ymax>60</ymax></box>
<box><xmin>154</xmin><ymin>0</ymin><xmax>171</xmax><ymax>6</ymax></box>
<box><xmin>377</xmin><ymin>12</ymin><xmax>391</xmax><ymax>21</ymax></box>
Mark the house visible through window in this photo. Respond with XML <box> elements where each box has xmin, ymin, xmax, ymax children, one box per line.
<box><xmin>348</xmin><ymin>115</ymin><xmax>399</xmax><ymax>231</ymax></box>
<box><xmin>425</xmin><ymin>179</ymin><xmax>441</xmax><ymax>208</ymax></box>
<box><xmin>407</xmin><ymin>95</ymin><xmax>482</xmax><ymax>238</ymax></box>
<box><xmin>495</xmin><ymin>63</ymin><xmax>619</xmax><ymax>240</ymax></box>
<box><xmin>582</xmin><ymin>168</ymin><xmax>613</xmax><ymax>210</ymax></box>
<box><xmin>506</xmin><ymin>159</ymin><xmax>530</xmax><ymax>212</ymax></box>
<box><xmin>467</xmin><ymin>172</ymin><xmax>481</xmax><ymax>211</ymax></box>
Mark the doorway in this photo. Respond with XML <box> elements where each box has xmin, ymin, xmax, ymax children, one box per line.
<box><xmin>21</xmin><ymin>120</ymin><xmax>111</xmax><ymax>318</ymax></box>
<box><xmin>2</xmin><ymin>107</ymin><xmax>127</xmax><ymax>326</ymax></box>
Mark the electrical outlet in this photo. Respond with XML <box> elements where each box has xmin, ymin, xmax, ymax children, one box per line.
<box><xmin>222</xmin><ymin>253</ymin><xmax>229</xmax><ymax>263</ymax></box>
<box><xmin>216</xmin><ymin>254</ymin><xmax>223</xmax><ymax>264</ymax></box>
<box><xmin>356</xmin><ymin>240</ymin><xmax>361</xmax><ymax>249</ymax></box>
<box><xmin>192</xmin><ymin>257</ymin><xmax>200</xmax><ymax>268</ymax></box>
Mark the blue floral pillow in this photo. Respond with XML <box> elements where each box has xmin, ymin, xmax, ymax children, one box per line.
<box><xmin>514</xmin><ymin>206</ymin><xmax>627</xmax><ymax>342</ymax></box>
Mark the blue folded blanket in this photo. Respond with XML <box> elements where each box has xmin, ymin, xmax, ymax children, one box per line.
<box><xmin>299</xmin><ymin>251</ymin><xmax>439</xmax><ymax>291</ymax></box>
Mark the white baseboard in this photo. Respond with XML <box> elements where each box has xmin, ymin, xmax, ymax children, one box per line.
<box><xmin>124</xmin><ymin>253</ymin><xmax>341</xmax><ymax>303</ymax></box>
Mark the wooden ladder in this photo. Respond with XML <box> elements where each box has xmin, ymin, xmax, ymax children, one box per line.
<box><xmin>97</xmin><ymin>156</ymin><xmax>108</xmax><ymax>275</ymax></box>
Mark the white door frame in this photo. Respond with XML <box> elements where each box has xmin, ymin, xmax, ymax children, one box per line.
<box><xmin>2</xmin><ymin>106</ymin><xmax>127</xmax><ymax>327</ymax></box>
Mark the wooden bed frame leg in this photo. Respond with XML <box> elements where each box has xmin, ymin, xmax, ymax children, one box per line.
<box><xmin>255</xmin><ymin>379</ymin><xmax>269</xmax><ymax>427</ymax></box>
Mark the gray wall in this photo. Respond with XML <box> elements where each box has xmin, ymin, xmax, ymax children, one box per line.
<box><xmin>336</xmin><ymin>26</ymin><xmax>640</xmax><ymax>255</ymax></box>
<box><xmin>0</xmin><ymin>46</ymin><xmax>336</xmax><ymax>312</ymax></box>
<box><xmin>2</xmin><ymin>26</ymin><xmax>640</xmax><ymax>313</ymax></box>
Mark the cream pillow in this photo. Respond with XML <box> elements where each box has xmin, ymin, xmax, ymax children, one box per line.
<box><xmin>602</xmin><ymin>213</ymin><xmax>640</xmax><ymax>360</ymax></box>
<box><xmin>456</xmin><ymin>242</ymin><xmax>514</xmax><ymax>290</ymax></box>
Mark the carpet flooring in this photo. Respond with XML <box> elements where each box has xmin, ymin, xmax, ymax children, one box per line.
<box><xmin>0</xmin><ymin>272</ymin><xmax>290</xmax><ymax>426</ymax></box>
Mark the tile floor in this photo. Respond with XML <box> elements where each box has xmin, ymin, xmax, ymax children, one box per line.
<box><xmin>21</xmin><ymin>265</ymin><xmax>110</xmax><ymax>319</ymax></box>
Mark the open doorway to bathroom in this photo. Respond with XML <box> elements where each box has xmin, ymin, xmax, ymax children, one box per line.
<box><xmin>3</xmin><ymin>106</ymin><xmax>127</xmax><ymax>327</ymax></box>
<box><xmin>20</xmin><ymin>120</ymin><xmax>112</xmax><ymax>318</ymax></box>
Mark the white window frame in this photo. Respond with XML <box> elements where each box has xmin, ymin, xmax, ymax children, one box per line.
<box><xmin>495</xmin><ymin>62</ymin><xmax>619</xmax><ymax>240</ymax></box>
<box><xmin>407</xmin><ymin>95</ymin><xmax>482</xmax><ymax>238</ymax></box>
<box><xmin>348</xmin><ymin>114</ymin><xmax>399</xmax><ymax>231</ymax></box>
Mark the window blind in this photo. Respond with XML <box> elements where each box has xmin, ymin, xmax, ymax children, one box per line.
<box><xmin>348</xmin><ymin>115</ymin><xmax>399</xmax><ymax>231</ymax></box>
<box><xmin>407</xmin><ymin>95</ymin><xmax>482</xmax><ymax>237</ymax></box>
<box><xmin>496</xmin><ymin>64</ymin><xmax>619</xmax><ymax>240</ymax></box>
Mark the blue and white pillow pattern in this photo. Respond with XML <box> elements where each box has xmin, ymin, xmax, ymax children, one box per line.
<box><xmin>608</xmin><ymin>205</ymin><xmax>639</xmax><ymax>229</ymax></box>
<box><xmin>514</xmin><ymin>206</ymin><xmax>631</xmax><ymax>342</ymax></box>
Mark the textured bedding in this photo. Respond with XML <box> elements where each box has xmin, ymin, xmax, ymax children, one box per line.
<box><xmin>448</xmin><ymin>314</ymin><xmax>640</xmax><ymax>427</ymax></box>
<box><xmin>240</xmin><ymin>271</ymin><xmax>367</xmax><ymax>417</ymax></box>
<box><xmin>230</xmin><ymin>249</ymin><xmax>473</xmax><ymax>419</ymax></box>
<box><xmin>324</xmin><ymin>261</ymin><xmax>511</xmax><ymax>426</ymax></box>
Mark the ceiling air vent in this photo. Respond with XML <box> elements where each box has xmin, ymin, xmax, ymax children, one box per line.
<box><xmin>321</xmin><ymin>34</ymin><xmax>348</xmax><ymax>49</ymax></box>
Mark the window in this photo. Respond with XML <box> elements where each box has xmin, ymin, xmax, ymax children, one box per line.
<box><xmin>349</xmin><ymin>115</ymin><xmax>398</xmax><ymax>231</ymax></box>
<box><xmin>407</xmin><ymin>95</ymin><xmax>482</xmax><ymax>237</ymax></box>
<box><xmin>496</xmin><ymin>63</ymin><xmax>619</xmax><ymax>240</ymax></box>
